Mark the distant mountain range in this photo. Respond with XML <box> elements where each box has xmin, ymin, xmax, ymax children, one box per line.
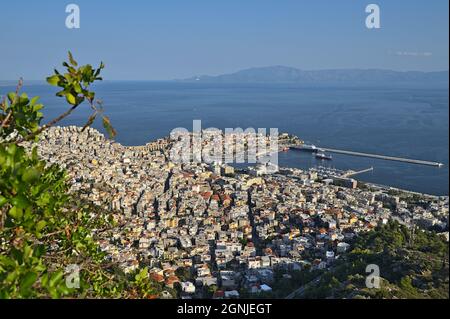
<box><xmin>179</xmin><ymin>66</ymin><xmax>449</xmax><ymax>86</ymax></box>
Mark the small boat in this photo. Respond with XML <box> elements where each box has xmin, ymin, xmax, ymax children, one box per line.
<box><xmin>315</xmin><ymin>152</ymin><xmax>333</xmax><ymax>160</ymax></box>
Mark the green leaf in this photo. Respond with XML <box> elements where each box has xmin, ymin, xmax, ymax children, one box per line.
<box><xmin>0</xmin><ymin>196</ymin><xmax>8</xmax><ymax>208</ymax></box>
<box><xmin>0</xmin><ymin>255</ymin><xmax>16</xmax><ymax>267</ymax></box>
<box><xmin>20</xmin><ymin>272</ymin><xmax>38</xmax><ymax>296</ymax></box>
<box><xmin>11</xmin><ymin>195</ymin><xmax>30</xmax><ymax>209</ymax></box>
<box><xmin>41</xmin><ymin>274</ymin><xmax>49</xmax><ymax>287</ymax></box>
<box><xmin>8</xmin><ymin>206</ymin><xmax>23</xmax><ymax>220</ymax></box>
<box><xmin>49</xmin><ymin>270</ymin><xmax>64</xmax><ymax>288</ymax></box>
<box><xmin>7</xmin><ymin>92</ymin><xmax>16</xmax><ymax>102</ymax></box>
<box><xmin>135</xmin><ymin>268</ymin><xmax>148</xmax><ymax>282</ymax></box>
<box><xmin>102</xmin><ymin>116</ymin><xmax>116</xmax><ymax>138</ymax></box>
<box><xmin>34</xmin><ymin>245</ymin><xmax>46</xmax><ymax>258</ymax></box>
<box><xmin>74</xmin><ymin>83</ymin><xmax>82</xmax><ymax>94</ymax></box>
<box><xmin>31</xmin><ymin>147</ymin><xmax>39</xmax><ymax>161</ymax></box>
<box><xmin>7</xmin><ymin>144</ymin><xmax>17</xmax><ymax>155</ymax></box>
<box><xmin>23</xmin><ymin>244</ymin><xmax>33</xmax><ymax>259</ymax></box>
<box><xmin>22</xmin><ymin>168</ymin><xmax>41</xmax><ymax>183</ymax></box>
<box><xmin>32</xmin><ymin>104</ymin><xmax>43</xmax><ymax>112</ymax></box>
<box><xmin>66</xmin><ymin>93</ymin><xmax>77</xmax><ymax>105</ymax></box>
<box><xmin>36</xmin><ymin>220</ymin><xmax>47</xmax><ymax>232</ymax></box>
<box><xmin>30</xmin><ymin>96</ymin><xmax>40</xmax><ymax>106</ymax></box>
<box><xmin>68</xmin><ymin>51</ymin><xmax>78</xmax><ymax>66</ymax></box>
<box><xmin>56</xmin><ymin>90</ymin><xmax>67</xmax><ymax>97</ymax></box>
<box><xmin>47</xmin><ymin>75</ymin><xmax>60</xmax><ymax>86</ymax></box>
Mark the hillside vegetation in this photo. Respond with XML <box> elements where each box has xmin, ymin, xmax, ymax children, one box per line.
<box><xmin>303</xmin><ymin>221</ymin><xmax>449</xmax><ymax>299</ymax></box>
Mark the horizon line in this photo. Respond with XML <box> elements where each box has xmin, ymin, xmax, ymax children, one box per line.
<box><xmin>1</xmin><ymin>66</ymin><xmax>449</xmax><ymax>83</ymax></box>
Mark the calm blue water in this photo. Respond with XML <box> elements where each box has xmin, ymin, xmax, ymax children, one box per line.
<box><xmin>2</xmin><ymin>81</ymin><xmax>448</xmax><ymax>196</ymax></box>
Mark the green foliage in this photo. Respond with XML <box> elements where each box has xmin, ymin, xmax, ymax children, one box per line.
<box><xmin>45</xmin><ymin>52</ymin><xmax>115</xmax><ymax>138</ymax></box>
<box><xmin>0</xmin><ymin>87</ymin><xmax>44</xmax><ymax>141</ymax></box>
<box><xmin>128</xmin><ymin>268</ymin><xmax>161</xmax><ymax>299</ymax></box>
<box><xmin>175</xmin><ymin>267</ymin><xmax>192</xmax><ymax>282</ymax></box>
<box><xmin>0</xmin><ymin>53</ymin><xmax>157</xmax><ymax>299</ymax></box>
<box><xmin>301</xmin><ymin>221</ymin><xmax>449</xmax><ymax>299</ymax></box>
<box><xmin>269</xmin><ymin>269</ymin><xmax>323</xmax><ymax>298</ymax></box>
<box><xmin>46</xmin><ymin>52</ymin><xmax>103</xmax><ymax>106</ymax></box>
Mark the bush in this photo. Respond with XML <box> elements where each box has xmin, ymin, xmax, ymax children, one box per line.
<box><xmin>0</xmin><ymin>53</ymin><xmax>158</xmax><ymax>299</ymax></box>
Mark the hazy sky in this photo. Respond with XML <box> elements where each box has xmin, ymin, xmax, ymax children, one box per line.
<box><xmin>0</xmin><ymin>0</ymin><xmax>448</xmax><ymax>80</ymax></box>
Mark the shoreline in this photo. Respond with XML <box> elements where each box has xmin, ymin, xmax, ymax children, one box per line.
<box><xmin>43</xmin><ymin>125</ymin><xmax>449</xmax><ymax>198</ymax></box>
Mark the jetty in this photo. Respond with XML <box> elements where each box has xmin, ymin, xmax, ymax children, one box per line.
<box><xmin>321</xmin><ymin>147</ymin><xmax>444</xmax><ymax>168</ymax></box>
<box><xmin>289</xmin><ymin>144</ymin><xmax>444</xmax><ymax>168</ymax></box>
<box><xmin>342</xmin><ymin>167</ymin><xmax>374</xmax><ymax>178</ymax></box>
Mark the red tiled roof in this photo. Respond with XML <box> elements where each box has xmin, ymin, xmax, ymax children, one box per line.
<box><xmin>166</xmin><ymin>276</ymin><xmax>180</xmax><ymax>285</ymax></box>
<box><xmin>150</xmin><ymin>273</ymin><xmax>165</xmax><ymax>283</ymax></box>
<box><xmin>200</xmin><ymin>192</ymin><xmax>212</xmax><ymax>200</ymax></box>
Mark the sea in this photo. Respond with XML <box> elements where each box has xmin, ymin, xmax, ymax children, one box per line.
<box><xmin>1</xmin><ymin>81</ymin><xmax>448</xmax><ymax>196</ymax></box>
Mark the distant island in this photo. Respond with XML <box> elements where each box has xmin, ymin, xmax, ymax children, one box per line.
<box><xmin>178</xmin><ymin>66</ymin><xmax>449</xmax><ymax>86</ymax></box>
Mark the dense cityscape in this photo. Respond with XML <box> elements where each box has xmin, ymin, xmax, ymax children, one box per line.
<box><xmin>25</xmin><ymin>126</ymin><xmax>449</xmax><ymax>299</ymax></box>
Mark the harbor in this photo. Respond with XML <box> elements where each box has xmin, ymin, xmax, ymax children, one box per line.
<box><xmin>290</xmin><ymin>144</ymin><xmax>444</xmax><ymax>168</ymax></box>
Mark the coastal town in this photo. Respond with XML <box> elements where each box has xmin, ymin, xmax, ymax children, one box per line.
<box><xmin>26</xmin><ymin>126</ymin><xmax>449</xmax><ymax>299</ymax></box>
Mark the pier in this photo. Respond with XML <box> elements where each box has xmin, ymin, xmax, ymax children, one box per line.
<box><xmin>342</xmin><ymin>167</ymin><xmax>374</xmax><ymax>178</ymax></box>
<box><xmin>321</xmin><ymin>147</ymin><xmax>444</xmax><ymax>168</ymax></box>
<box><xmin>289</xmin><ymin>144</ymin><xmax>444</xmax><ymax>167</ymax></box>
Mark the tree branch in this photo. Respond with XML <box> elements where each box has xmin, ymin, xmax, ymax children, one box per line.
<box><xmin>1</xmin><ymin>110</ymin><xmax>12</xmax><ymax>128</ymax></box>
<box><xmin>24</xmin><ymin>103</ymin><xmax>80</xmax><ymax>141</ymax></box>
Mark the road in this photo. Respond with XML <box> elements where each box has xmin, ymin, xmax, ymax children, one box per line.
<box><xmin>285</xmin><ymin>275</ymin><xmax>324</xmax><ymax>299</ymax></box>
